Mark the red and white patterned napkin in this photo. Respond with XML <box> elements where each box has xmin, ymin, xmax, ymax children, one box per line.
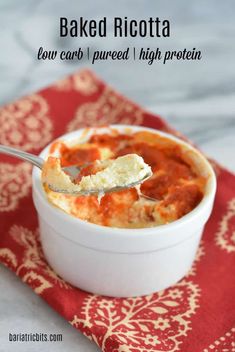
<box><xmin>0</xmin><ymin>69</ymin><xmax>234</xmax><ymax>351</ymax></box>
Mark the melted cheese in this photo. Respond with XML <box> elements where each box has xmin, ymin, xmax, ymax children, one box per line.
<box><xmin>42</xmin><ymin>129</ymin><xmax>206</xmax><ymax>228</ymax></box>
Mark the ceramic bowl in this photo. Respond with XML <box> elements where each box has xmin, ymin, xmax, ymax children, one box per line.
<box><xmin>32</xmin><ymin>125</ymin><xmax>216</xmax><ymax>297</ymax></box>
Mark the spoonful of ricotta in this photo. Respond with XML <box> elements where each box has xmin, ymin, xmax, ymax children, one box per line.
<box><xmin>0</xmin><ymin>145</ymin><xmax>152</xmax><ymax>196</ymax></box>
<box><xmin>42</xmin><ymin>153</ymin><xmax>152</xmax><ymax>196</ymax></box>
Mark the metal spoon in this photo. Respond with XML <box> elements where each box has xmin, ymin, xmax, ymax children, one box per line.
<box><xmin>0</xmin><ymin>145</ymin><xmax>152</xmax><ymax>196</ymax></box>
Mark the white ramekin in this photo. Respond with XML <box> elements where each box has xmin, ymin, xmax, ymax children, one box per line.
<box><xmin>32</xmin><ymin>125</ymin><xmax>216</xmax><ymax>297</ymax></box>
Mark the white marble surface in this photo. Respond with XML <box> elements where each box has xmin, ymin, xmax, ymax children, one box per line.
<box><xmin>0</xmin><ymin>0</ymin><xmax>235</xmax><ymax>351</ymax></box>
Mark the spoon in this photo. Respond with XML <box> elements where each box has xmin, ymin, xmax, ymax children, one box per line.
<box><xmin>0</xmin><ymin>145</ymin><xmax>153</xmax><ymax>196</ymax></box>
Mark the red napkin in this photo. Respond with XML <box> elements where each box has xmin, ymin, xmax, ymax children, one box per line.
<box><xmin>0</xmin><ymin>69</ymin><xmax>234</xmax><ymax>351</ymax></box>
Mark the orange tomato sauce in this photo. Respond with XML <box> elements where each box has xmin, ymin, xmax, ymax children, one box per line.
<box><xmin>46</xmin><ymin>131</ymin><xmax>206</xmax><ymax>228</ymax></box>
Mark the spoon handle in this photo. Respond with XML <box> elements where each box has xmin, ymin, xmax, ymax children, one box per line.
<box><xmin>0</xmin><ymin>145</ymin><xmax>44</xmax><ymax>169</ymax></box>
